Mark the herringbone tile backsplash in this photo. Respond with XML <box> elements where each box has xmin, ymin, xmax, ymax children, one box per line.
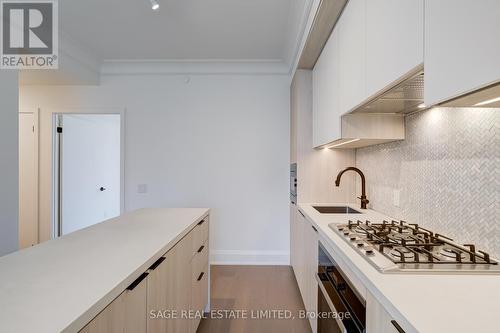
<box><xmin>356</xmin><ymin>107</ymin><xmax>500</xmax><ymax>258</ymax></box>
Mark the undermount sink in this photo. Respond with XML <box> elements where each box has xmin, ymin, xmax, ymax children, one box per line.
<box><xmin>313</xmin><ymin>206</ymin><xmax>361</xmax><ymax>214</ymax></box>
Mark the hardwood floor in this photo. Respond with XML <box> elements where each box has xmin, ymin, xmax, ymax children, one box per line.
<box><xmin>197</xmin><ymin>265</ymin><xmax>312</xmax><ymax>333</ymax></box>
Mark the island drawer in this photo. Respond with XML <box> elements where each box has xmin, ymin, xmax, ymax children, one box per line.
<box><xmin>190</xmin><ymin>263</ymin><xmax>209</xmax><ymax>333</ymax></box>
<box><xmin>192</xmin><ymin>217</ymin><xmax>209</xmax><ymax>254</ymax></box>
<box><xmin>192</xmin><ymin>240</ymin><xmax>209</xmax><ymax>278</ymax></box>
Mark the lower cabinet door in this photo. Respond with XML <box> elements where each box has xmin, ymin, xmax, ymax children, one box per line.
<box><xmin>80</xmin><ymin>274</ymin><xmax>148</xmax><ymax>333</ymax></box>
<box><xmin>305</xmin><ymin>221</ymin><xmax>319</xmax><ymax>333</ymax></box>
<box><xmin>124</xmin><ymin>274</ymin><xmax>148</xmax><ymax>333</ymax></box>
<box><xmin>148</xmin><ymin>232</ymin><xmax>193</xmax><ymax>333</ymax></box>
<box><xmin>79</xmin><ymin>294</ymin><xmax>126</xmax><ymax>333</ymax></box>
<box><xmin>295</xmin><ymin>209</ymin><xmax>307</xmax><ymax>300</ymax></box>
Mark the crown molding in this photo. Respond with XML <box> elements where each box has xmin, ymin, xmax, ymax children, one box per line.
<box><xmin>100</xmin><ymin>59</ymin><xmax>290</xmax><ymax>76</ymax></box>
<box><xmin>284</xmin><ymin>0</ymin><xmax>316</xmax><ymax>73</ymax></box>
<box><xmin>289</xmin><ymin>0</ymin><xmax>322</xmax><ymax>78</ymax></box>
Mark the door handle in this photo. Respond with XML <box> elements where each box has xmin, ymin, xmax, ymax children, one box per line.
<box><xmin>127</xmin><ymin>273</ymin><xmax>149</xmax><ymax>291</ymax></box>
<box><xmin>148</xmin><ymin>257</ymin><xmax>166</xmax><ymax>270</ymax></box>
<box><xmin>99</xmin><ymin>187</ymin><xmax>106</xmax><ymax>192</ymax></box>
<box><xmin>197</xmin><ymin>272</ymin><xmax>205</xmax><ymax>281</ymax></box>
<box><xmin>391</xmin><ymin>320</ymin><xmax>406</xmax><ymax>333</ymax></box>
<box><xmin>197</xmin><ymin>245</ymin><xmax>205</xmax><ymax>253</ymax></box>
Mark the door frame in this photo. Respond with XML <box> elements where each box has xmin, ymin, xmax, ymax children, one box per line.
<box><xmin>19</xmin><ymin>108</ymin><xmax>40</xmax><ymax>246</ymax></box>
<box><xmin>50</xmin><ymin>108</ymin><xmax>126</xmax><ymax>238</ymax></box>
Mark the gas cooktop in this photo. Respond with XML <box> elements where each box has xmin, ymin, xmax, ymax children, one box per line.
<box><xmin>329</xmin><ymin>220</ymin><xmax>500</xmax><ymax>274</ymax></box>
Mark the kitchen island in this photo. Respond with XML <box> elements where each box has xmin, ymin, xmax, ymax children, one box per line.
<box><xmin>0</xmin><ymin>208</ymin><xmax>210</xmax><ymax>333</ymax></box>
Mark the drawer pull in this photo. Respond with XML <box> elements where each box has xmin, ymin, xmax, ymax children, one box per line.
<box><xmin>127</xmin><ymin>273</ymin><xmax>148</xmax><ymax>291</ymax></box>
<box><xmin>197</xmin><ymin>245</ymin><xmax>205</xmax><ymax>253</ymax></box>
<box><xmin>197</xmin><ymin>272</ymin><xmax>205</xmax><ymax>281</ymax></box>
<box><xmin>298</xmin><ymin>210</ymin><xmax>305</xmax><ymax>218</ymax></box>
<box><xmin>197</xmin><ymin>219</ymin><xmax>205</xmax><ymax>226</ymax></box>
<box><xmin>148</xmin><ymin>257</ymin><xmax>166</xmax><ymax>271</ymax></box>
<box><xmin>391</xmin><ymin>320</ymin><xmax>406</xmax><ymax>333</ymax></box>
<box><xmin>312</xmin><ymin>225</ymin><xmax>318</xmax><ymax>233</ymax></box>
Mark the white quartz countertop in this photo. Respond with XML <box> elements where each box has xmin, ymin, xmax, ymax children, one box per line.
<box><xmin>0</xmin><ymin>208</ymin><xmax>209</xmax><ymax>333</ymax></box>
<box><xmin>298</xmin><ymin>203</ymin><xmax>500</xmax><ymax>333</ymax></box>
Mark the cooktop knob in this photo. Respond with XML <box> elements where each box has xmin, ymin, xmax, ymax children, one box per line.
<box><xmin>356</xmin><ymin>241</ymin><xmax>365</xmax><ymax>247</ymax></box>
<box><xmin>365</xmin><ymin>246</ymin><xmax>374</xmax><ymax>255</ymax></box>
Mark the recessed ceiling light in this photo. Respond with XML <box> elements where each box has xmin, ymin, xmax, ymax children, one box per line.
<box><xmin>150</xmin><ymin>0</ymin><xmax>160</xmax><ymax>10</ymax></box>
<box><xmin>474</xmin><ymin>96</ymin><xmax>500</xmax><ymax>107</ymax></box>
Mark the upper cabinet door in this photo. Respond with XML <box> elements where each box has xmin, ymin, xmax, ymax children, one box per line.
<box><xmin>313</xmin><ymin>29</ymin><xmax>341</xmax><ymax>147</ymax></box>
<box><xmin>366</xmin><ymin>0</ymin><xmax>424</xmax><ymax>98</ymax></box>
<box><xmin>339</xmin><ymin>0</ymin><xmax>367</xmax><ymax>114</ymax></box>
<box><xmin>425</xmin><ymin>0</ymin><xmax>500</xmax><ymax>106</ymax></box>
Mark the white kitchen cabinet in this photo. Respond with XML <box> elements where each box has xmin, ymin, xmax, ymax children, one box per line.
<box><xmin>291</xmin><ymin>208</ymin><xmax>318</xmax><ymax>333</ymax></box>
<box><xmin>290</xmin><ymin>205</ymin><xmax>299</xmax><ymax>276</ymax></box>
<box><xmin>312</xmin><ymin>0</ymin><xmax>409</xmax><ymax>148</ymax></box>
<box><xmin>424</xmin><ymin>0</ymin><xmax>500</xmax><ymax>106</ymax></box>
<box><xmin>339</xmin><ymin>0</ymin><xmax>366</xmax><ymax>114</ymax></box>
<box><xmin>291</xmin><ymin>206</ymin><xmax>306</xmax><ymax>298</ymax></box>
<box><xmin>366</xmin><ymin>0</ymin><xmax>424</xmax><ymax>98</ymax></box>
<box><xmin>304</xmin><ymin>215</ymin><xmax>318</xmax><ymax>333</ymax></box>
<box><xmin>366</xmin><ymin>292</ymin><xmax>405</xmax><ymax>333</ymax></box>
<box><xmin>312</xmin><ymin>28</ymin><xmax>341</xmax><ymax>147</ymax></box>
<box><xmin>312</xmin><ymin>0</ymin><xmax>368</xmax><ymax>147</ymax></box>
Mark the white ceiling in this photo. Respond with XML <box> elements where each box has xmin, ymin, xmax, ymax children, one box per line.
<box><xmin>60</xmin><ymin>0</ymin><xmax>304</xmax><ymax>62</ymax></box>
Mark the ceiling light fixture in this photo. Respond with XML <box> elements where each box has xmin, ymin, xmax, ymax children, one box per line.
<box><xmin>150</xmin><ymin>0</ymin><xmax>160</xmax><ymax>10</ymax></box>
<box><xmin>473</xmin><ymin>96</ymin><xmax>500</xmax><ymax>107</ymax></box>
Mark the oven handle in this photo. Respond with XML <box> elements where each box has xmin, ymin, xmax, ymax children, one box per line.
<box><xmin>316</xmin><ymin>273</ymin><xmax>348</xmax><ymax>333</ymax></box>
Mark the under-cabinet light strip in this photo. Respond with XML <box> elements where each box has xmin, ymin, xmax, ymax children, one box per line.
<box><xmin>325</xmin><ymin>138</ymin><xmax>360</xmax><ymax>149</ymax></box>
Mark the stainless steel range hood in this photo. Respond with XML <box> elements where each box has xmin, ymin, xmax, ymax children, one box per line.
<box><xmin>350</xmin><ymin>64</ymin><xmax>500</xmax><ymax>114</ymax></box>
<box><xmin>351</xmin><ymin>66</ymin><xmax>425</xmax><ymax>114</ymax></box>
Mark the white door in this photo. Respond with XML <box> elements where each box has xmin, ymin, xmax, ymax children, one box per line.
<box><xmin>19</xmin><ymin>113</ymin><xmax>38</xmax><ymax>248</ymax></box>
<box><xmin>58</xmin><ymin>114</ymin><xmax>121</xmax><ymax>235</ymax></box>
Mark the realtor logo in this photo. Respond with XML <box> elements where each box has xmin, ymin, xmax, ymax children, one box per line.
<box><xmin>1</xmin><ymin>0</ymin><xmax>58</xmax><ymax>69</ymax></box>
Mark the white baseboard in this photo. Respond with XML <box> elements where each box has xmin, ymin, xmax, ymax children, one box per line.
<box><xmin>210</xmin><ymin>250</ymin><xmax>290</xmax><ymax>266</ymax></box>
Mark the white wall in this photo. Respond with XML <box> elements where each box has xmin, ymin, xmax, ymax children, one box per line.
<box><xmin>20</xmin><ymin>73</ymin><xmax>291</xmax><ymax>264</ymax></box>
<box><xmin>20</xmin><ymin>32</ymin><xmax>101</xmax><ymax>85</ymax></box>
<box><xmin>0</xmin><ymin>71</ymin><xmax>19</xmax><ymax>256</ymax></box>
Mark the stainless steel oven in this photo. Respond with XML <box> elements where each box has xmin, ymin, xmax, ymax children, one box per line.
<box><xmin>317</xmin><ymin>242</ymin><xmax>366</xmax><ymax>333</ymax></box>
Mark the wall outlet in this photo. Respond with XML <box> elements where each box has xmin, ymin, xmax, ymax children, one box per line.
<box><xmin>137</xmin><ymin>184</ymin><xmax>148</xmax><ymax>194</ymax></box>
<box><xmin>393</xmin><ymin>189</ymin><xmax>400</xmax><ymax>207</ymax></box>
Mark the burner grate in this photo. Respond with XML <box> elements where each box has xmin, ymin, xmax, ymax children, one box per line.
<box><xmin>341</xmin><ymin>220</ymin><xmax>498</xmax><ymax>266</ymax></box>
